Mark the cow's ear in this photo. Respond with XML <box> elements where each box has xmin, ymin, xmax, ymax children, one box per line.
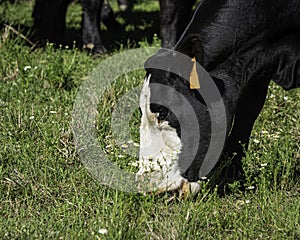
<box><xmin>176</xmin><ymin>34</ymin><xmax>203</xmax><ymax>65</ymax></box>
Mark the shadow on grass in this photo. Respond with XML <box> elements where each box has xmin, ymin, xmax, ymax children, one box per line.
<box><xmin>66</xmin><ymin>10</ymin><xmax>161</xmax><ymax>51</ymax></box>
<box><xmin>0</xmin><ymin>8</ymin><xmax>160</xmax><ymax>52</ymax></box>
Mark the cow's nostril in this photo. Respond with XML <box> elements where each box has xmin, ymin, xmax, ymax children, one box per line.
<box><xmin>150</xmin><ymin>104</ymin><xmax>170</xmax><ymax>122</ymax></box>
<box><xmin>157</xmin><ymin>110</ymin><xmax>169</xmax><ymax>122</ymax></box>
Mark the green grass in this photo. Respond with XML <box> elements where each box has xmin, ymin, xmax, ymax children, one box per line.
<box><xmin>0</xmin><ymin>0</ymin><xmax>299</xmax><ymax>239</ymax></box>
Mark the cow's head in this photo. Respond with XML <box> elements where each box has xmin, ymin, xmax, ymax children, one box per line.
<box><xmin>138</xmin><ymin>35</ymin><xmax>227</xmax><ymax>197</ymax></box>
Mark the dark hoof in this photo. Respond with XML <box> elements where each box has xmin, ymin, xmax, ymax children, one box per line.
<box><xmin>83</xmin><ymin>43</ymin><xmax>108</xmax><ymax>55</ymax></box>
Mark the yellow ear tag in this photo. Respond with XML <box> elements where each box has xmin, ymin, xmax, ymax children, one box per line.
<box><xmin>190</xmin><ymin>57</ymin><xmax>200</xmax><ymax>89</ymax></box>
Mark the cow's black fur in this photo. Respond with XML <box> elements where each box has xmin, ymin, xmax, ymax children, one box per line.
<box><xmin>146</xmin><ymin>0</ymin><xmax>300</xmax><ymax>190</ymax></box>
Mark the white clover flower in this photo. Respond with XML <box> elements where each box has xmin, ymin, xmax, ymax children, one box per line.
<box><xmin>24</xmin><ymin>66</ymin><xmax>31</xmax><ymax>71</ymax></box>
<box><xmin>129</xmin><ymin>161</ymin><xmax>139</xmax><ymax>167</ymax></box>
<box><xmin>237</xmin><ymin>199</ymin><xmax>251</xmax><ymax>205</ymax></box>
<box><xmin>98</xmin><ymin>228</ymin><xmax>108</xmax><ymax>234</ymax></box>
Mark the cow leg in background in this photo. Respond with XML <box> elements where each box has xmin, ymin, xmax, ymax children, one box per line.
<box><xmin>159</xmin><ymin>0</ymin><xmax>196</xmax><ymax>48</ymax></box>
<box><xmin>81</xmin><ymin>0</ymin><xmax>107</xmax><ymax>54</ymax></box>
<box><xmin>101</xmin><ymin>0</ymin><xmax>119</xmax><ymax>29</ymax></box>
<box><xmin>32</xmin><ymin>0</ymin><xmax>71</xmax><ymax>45</ymax></box>
<box><xmin>215</xmin><ymin>78</ymin><xmax>271</xmax><ymax>191</ymax></box>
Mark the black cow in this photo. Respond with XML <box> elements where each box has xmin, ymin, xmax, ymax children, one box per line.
<box><xmin>32</xmin><ymin>0</ymin><xmax>129</xmax><ymax>54</ymax></box>
<box><xmin>138</xmin><ymin>0</ymin><xmax>300</xmax><ymax>196</ymax></box>
<box><xmin>32</xmin><ymin>0</ymin><xmax>197</xmax><ymax>52</ymax></box>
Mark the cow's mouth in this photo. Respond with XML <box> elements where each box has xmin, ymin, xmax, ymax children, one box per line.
<box><xmin>138</xmin><ymin>74</ymin><xmax>201</xmax><ymax>197</ymax></box>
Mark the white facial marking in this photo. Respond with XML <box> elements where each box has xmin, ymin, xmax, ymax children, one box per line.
<box><xmin>139</xmin><ymin>74</ymin><xmax>181</xmax><ymax>173</ymax></box>
<box><xmin>138</xmin><ymin>75</ymin><xmax>200</xmax><ymax>195</ymax></box>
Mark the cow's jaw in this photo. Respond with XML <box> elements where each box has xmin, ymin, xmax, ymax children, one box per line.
<box><xmin>138</xmin><ymin>75</ymin><xmax>200</xmax><ymax>195</ymax></box>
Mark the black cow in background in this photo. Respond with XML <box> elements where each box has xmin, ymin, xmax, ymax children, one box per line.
<box><xmin>32</xmin><ymin>0</ymin><xmax>197</xmax><ymax>53</ymax></box>
<box><xmin>32</xmin><ymin>0</ymin><xmax>130</xmax><ymax>54</ymax></box>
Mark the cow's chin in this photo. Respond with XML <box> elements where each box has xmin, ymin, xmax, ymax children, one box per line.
<box><xmin>138</xmin><ymin>117</ymin><xmax>188</xmax><ymax>194</ymax></box>
<box><xmin>138</xmin><ymin>117</ymin><xmax>182</xmax><ymax>176</ymax></box>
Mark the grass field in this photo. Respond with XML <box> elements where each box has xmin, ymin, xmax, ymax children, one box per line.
<box><xmin>0</xmin><ymin>1</ymin><xmax>299</xmax><ymax>239</ymax></box>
